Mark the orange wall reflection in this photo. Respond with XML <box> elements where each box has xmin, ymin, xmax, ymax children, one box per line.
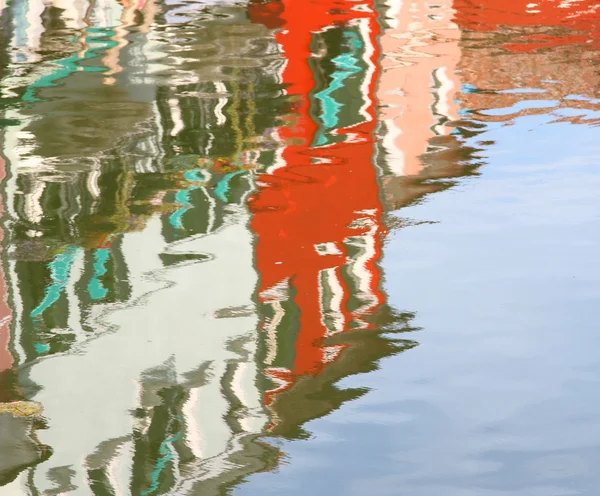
<box><xmin>249</xmin><ymin>0</ymin><xmax>385</xmax><ymax>412</ymax></box>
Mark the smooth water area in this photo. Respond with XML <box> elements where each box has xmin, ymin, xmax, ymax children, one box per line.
<box><xmin>0</xmin><ymin>0</ymin><xmax>599</xmax><ymax>494</ymax></box>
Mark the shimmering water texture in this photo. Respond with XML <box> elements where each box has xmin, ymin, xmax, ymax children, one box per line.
<box><xmin>0</xmin><ymin>0</ymin><xmax>599</xmax><ymax>494</ymax></box>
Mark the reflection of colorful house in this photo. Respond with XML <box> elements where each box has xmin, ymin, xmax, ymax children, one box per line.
<box><xmin>6</xmin><ymin>0</ymin><xmax>154</xmax><ymax>66</ymax></box>
<box><xmin>248</xmin><ymin>0</ymin><xmax>388</xmax><ymax>416</ymax></box>
<box><xmin>0</xmin><ymin>135</ymin><xmax>48</xmax><ymax>489</ymax></box>
<box><xmin>153</xmin><ymin>3</ymin><xmax>285</xmax><ymax>171</ymax></box>
<box><xmin>0</xmin><ymin>0</ymin><xmax>431</xmax><ymax>491</ymax></box>
<box><xmin>377</xmin><ymin>0</ymin><xmax>461</xmax><ymax>177</ymax></box>
<box><xmin>454</xmin><ymin>0</ymin><xmax>600</xmax><ymax>51</ymax></box>
<box><xmin>7</xmin><ymin>145</ymin><xmax>167</xmax><ymax>362</ymax></box>
<box><xmin>16</xmin><ymin>182</ymin><xmax>274</xmax><ymax>494</ymax></box>
<box><xmin>9</xmin><ymin>234</ymin><xmax>132</xmax><ymax>362</ymax></box>
<box><xmin>0</xmin><ymin>0</ymin><xmax>167</xmax><ymax>363</ymax></box>
<box><xmin>453</xmin><ymin>0</ymin><xmax>600</xmax><ymax>124</ymax></box>
<box><xmin>372</xmin><ymin>0</ymin><xmax>484</xmax><ymax>212</ymax></box>
<box><xmin>3</xmin><ymin>4</ymin><xmax>286</xmax><ymax>491</ymax></box>
<box><xmin>0</xmin><ymin>0</ymin><xmax>158</xmax><ymax>180</ymax></box>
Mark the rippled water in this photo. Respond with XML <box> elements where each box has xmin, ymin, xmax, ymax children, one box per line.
<box><xmin>0</xmin><ymin>0</ymin><xmax>599</xmax><ymax>494</ymax></box>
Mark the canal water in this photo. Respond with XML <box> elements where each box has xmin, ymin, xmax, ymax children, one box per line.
<box><xmin>0</xmin><ymin>0</ymin><xmax>599</xmax><ymax>494</ymax></box>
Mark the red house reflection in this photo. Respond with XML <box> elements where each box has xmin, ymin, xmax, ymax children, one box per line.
<box><xmin>248</xmin><ymin>0</ymin><xmax>385</xmax><ymax>411</ymax></box>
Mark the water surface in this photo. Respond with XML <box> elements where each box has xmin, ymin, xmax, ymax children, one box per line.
<box><xmin>0</xmin><ymin>0</ymin><xmax>599</xmax><ymax>495</ymax></box>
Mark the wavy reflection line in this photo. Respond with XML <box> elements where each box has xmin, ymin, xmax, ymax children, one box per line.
<box><xmin>87</xmin><ymin>248</ymin><xmax>110</xmax><ymax>301</ymax></box>
<box><xmin>30</xmin><ymin>246</ymin><xmax>80</xmax><ymax>319</ymax></box>
<box><xmin>22</xmin><ymin>30</ymin><xmax>109</xmax><ymax>103</ymax></box>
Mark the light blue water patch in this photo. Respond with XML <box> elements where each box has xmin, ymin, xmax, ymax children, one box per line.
<box><xmin>88</xmin><ymin>248</ymin><xmax>110</xmax><ymax>301</ymax></box>
<box><xmin>497</xmin><ymin>88</ymin><xmax>548</xmax><ymax>94</ymax></box>
<box><xmin>461</xmin><ymin>83</ymin><xmax>479</xmax><ymax>94</ymax></box>
<box><xmin>31</xmin><ymin>246</ymin><xmax>80</xmax><ymax>318</ymax></box>
<box><xmin>564</xmin><ymin>94</ymin><xmax>600</xmax><ymax>104</ymax></box>
<box><xmin>461</xmin><ymin>113</ymin><xmax>600</xmax><ymax>181</ymax></box>
<box><xmin>12</xmin><ymin>0</ymin><xmax>29</xmax><ymax>60</ymax></box>
<box><xmin>479</xmin><ymin>100</ymin><xmax>561</xmax><ymax>116</ymax></box>
<box><xmin>551</xmin><ymin>107</ymin><xmax>600</xmax><ymax>120</ymax></box>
